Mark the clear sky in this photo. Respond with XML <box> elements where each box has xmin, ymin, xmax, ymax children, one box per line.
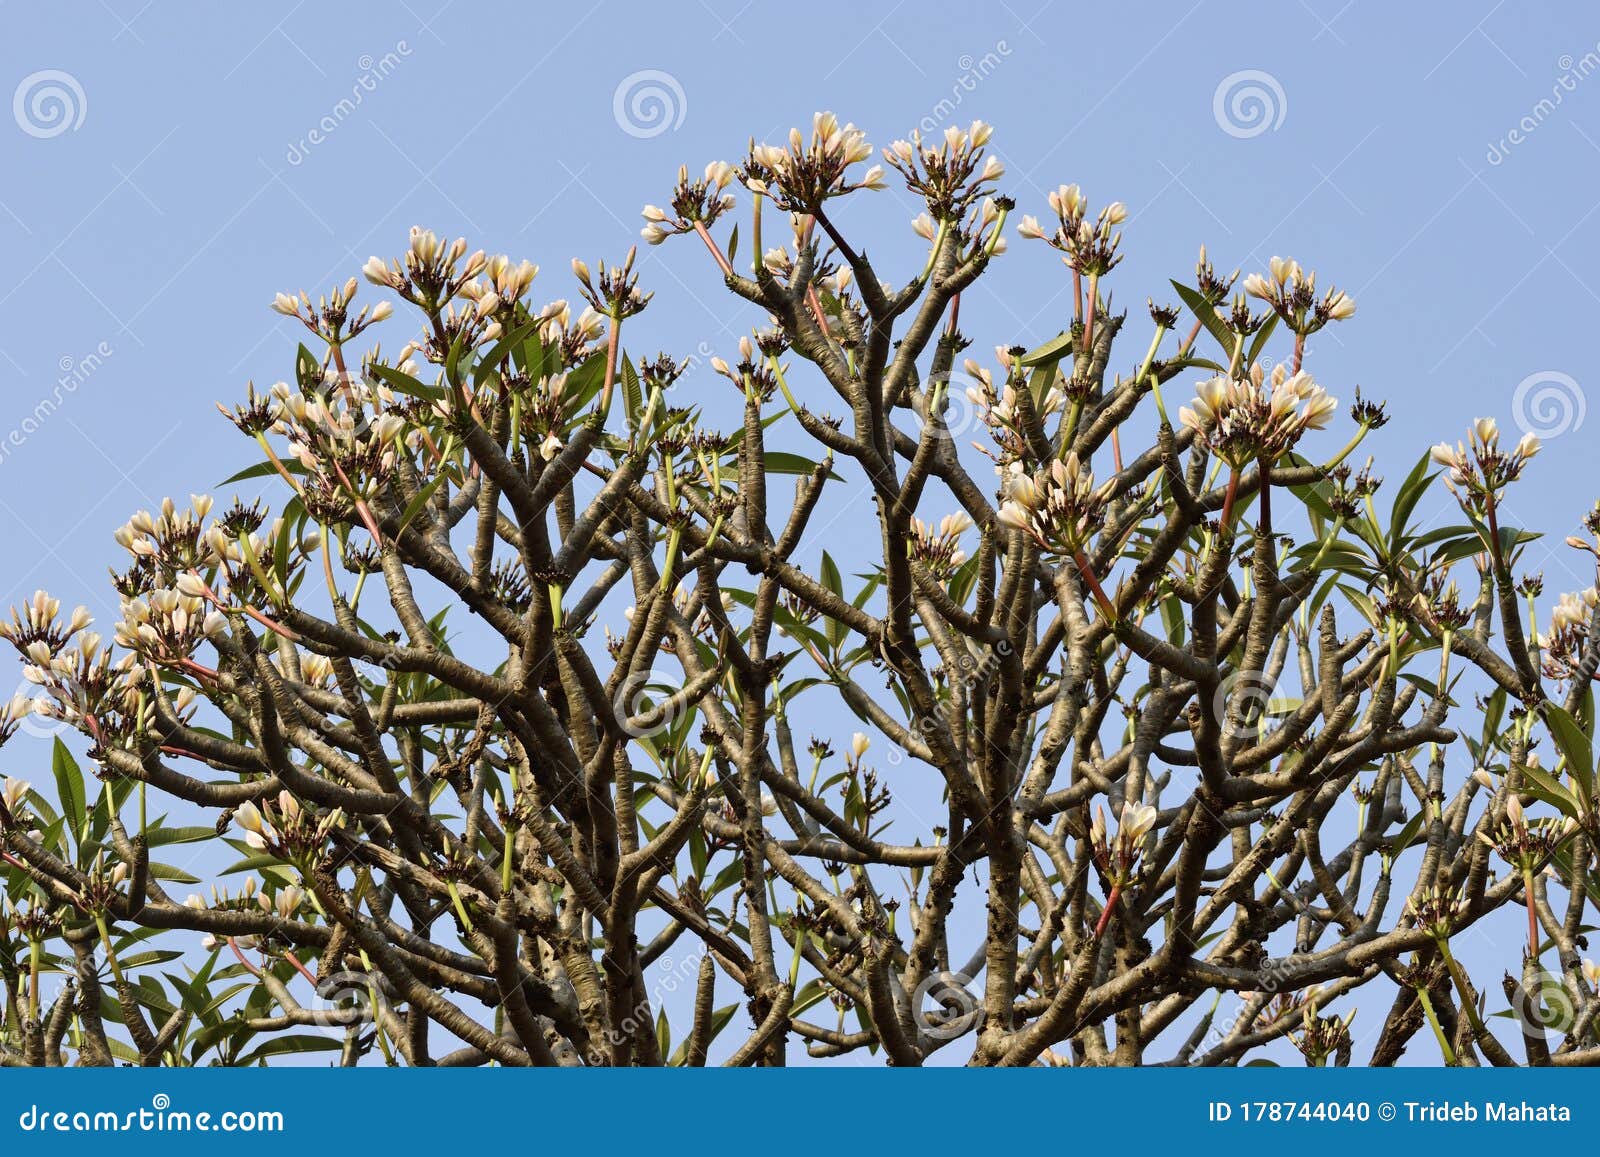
<box><xmin>3</xmin><ymin>0</ymin><xmax>1599</xmax><ymax>1064</ymax></box>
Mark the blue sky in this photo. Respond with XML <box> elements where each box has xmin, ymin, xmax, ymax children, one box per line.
<box><xmin>3</xmin><ymin>0</ymin><xmax>1599</xmax><ymax>1063</ymax></box>
<box><xmin>3</xmin><ymin>1</ymin><xmax>1597</xmax><ymax>623</ymax></box>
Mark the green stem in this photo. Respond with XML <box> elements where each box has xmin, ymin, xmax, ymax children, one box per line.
<box><xmin>447</xmin><ymin>880</ymin><xmax>476</xmax><ymax>934</ymax></box>
<box><xmin>1416</xmin><ymin>983</ymin><xmax>1457</xmax><ymax>1065</ymax></box>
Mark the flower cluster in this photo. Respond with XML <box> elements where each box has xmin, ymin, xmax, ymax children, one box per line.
<box><xmin>641</xmin><ymin>162</ymin><xmax>737</xmax><ymax>245</ymax></box>
<box><xmin>1478</xmin><ymin>793</ymin><xmax>1573</xmax><ymax>871</ymax></box>
<box><xmin>0</xmin><ymin>593</ymin><xmax>145</xmax><ymax>745</ymax></box>
<box><xmin>1017</xmin><ymin>185</ymin><xmax>1126</xmax><ymax>277</ymax></box>
<box><xmin>882</xmin><ymin>121</ymin><xmax>1003</xmax><ymax>220</ymax></box>
<box><xmin>964</xmin><ymin>351</ymin><xmax>1067</xmax><ymax>463</ymax></box>
<box><xmin>235</xmin><ymin>790</ymin><xmax>341</xmax><ymax>858</ymax></box>
<box><xmin>908</xmin><ymin>512</ymin><xmax>972</xmax><ymax>579</ymax></box>
<box><xmin>1089</xmin><ymin>799</ymin><xmax>1157</xmax><ymax>885</ymax></box>
<box><xmin>571</xmin><ymin>248</ymin><xmax>651</xmax><ymax>320</ymax></box>
<box><xmin>1178</xmin><ymin>365</ymin><xmax>1338</xmax><ymax>467</ymax></box>
<box><xmin>1242</xmin><ymin>256</ymin><xmax>1355</xmax><ymax>334</ymax></box>
<box><xmin>1542</xmin><ymin>585</ymin><xmax>1597</xmax><ymax>681</ymax></box>
<box><xmin>742</xmin><ymin>112</ymin><xmax>880</xmax><ymax>211</ymax></box>
<box><xmin>1404</xmin><ymin>883</ymin><xmax>1469</xmax><ymax>938</ymax></box>
<box><xmin>996</xmin><ymin>454</ymin><xmax>1116</xmax><ymax>555</ymax></box>
<box><xmin>362</xmin><ymin>226</ymin><xmax>486</xmax><ymax>311</ymax></box>
<box><xmin>271</xmin><ymin>277</ymin><xmax>392</xmax><ymax>345</ymax></box>
<box><xmin>1430</xmin><ymin>418</ymin><xmax>1539</xmax><ymax>513</ymax></box>
<box><xmin>114</xmin><ymin>585</ymin><xmax>227</xmax><ymax>667</ymax></box>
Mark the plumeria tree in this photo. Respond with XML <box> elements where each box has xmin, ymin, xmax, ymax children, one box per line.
<box><xmin>5</xmin><ymin>114</ymin><xmax>1600</xmax><ymax>1068</ymax></box>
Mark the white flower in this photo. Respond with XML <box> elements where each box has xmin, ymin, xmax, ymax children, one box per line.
<box><xmin>1118</xmin><ymin>800</ymin><xmax>1158</xmax><ymax>846</ymax></box>
<box><xmin>235</xmin><ymin>800</ymin><xmax>277</xmax><ymax>850</ymax></box>
<box><xmin>850</xmin><ymin>732</ymin><xmax>870</xmax><ymax>760</ymax></box>
<box><xmin>1</xmin><ymin>778</ymin><xmax>30</xmax><ymax>812</ymax></box>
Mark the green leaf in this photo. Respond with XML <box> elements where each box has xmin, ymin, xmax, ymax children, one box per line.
<box><xmin>295</xmin><ymin>344</ymin><xmax>322</xmax><ymax>391</ymax></box>
<box><xmin>1171</xmin><ymin>281</ymin><xmax>1234</xmax><ymax>359</ymax></box>
<box><xmin>1388</xmin><ymin>451</ymin><xmax>1437</xmax><ymax>553</ymax></box>
<box><xmin>369</xmin><ymin>361</ymin><xmax>445</xmax><ymax>403</ymax></box>
<box><xmin>1245</xmin><ymin>312</ymin><xmax>1280</xmax><ymax>368</ymax></box>
<box><xmin>395</xmin><ymin>472</ymin><xmax>449</xmax><ymax>537</ymax></box>
<box><xmin>1520</xmin><ymin>757</ymin><xmax>1581</xmax><ymax>821</ymax></box>
<box><xmin>820</xmin><ymin>552</ymin><xmax>845</xmax><ymax>650</ymax></box>
<box><xmin>1028</xmin><ymin>359</ymin><xmax>1062</xmax><ymax>415</ymax></box>
<box><xmin>669</xmin><ymin>1003</ymin><xmax>739</xmax><ymax>1065</ymax></box>
<box><xmin>762</xmin><ymin>452</ymin><xmax>829</xmax><ymax>478</ymax></box>
<box><xmin>1019</xmin><ymin>330</ymin><xmax>1075</xmax><ymax>366</ymax></box>
<box><xmin>147</xmin><ymin>862</ymin><xmax>202</xmax><ymax>884</ymax></box>
<box><xmin>236</xmin><ymin>1035</ymin><xmax>343</xmax><ymax>1066</ymax></box>
<box><xmin>473</xmin><ymin>319</ymin><xmax>540</xmax><ymax>388</ymax></box>
<box><xmin>51</xmin><ymin>739</ymin><xmax>86</xmax><ymax>850</ymax></box>
<box><xmin>143</xmin><ymin>825</ymin><xmax>220</xmax><ymax>848</ymax></box>
<box><xmin>1387</xmin><ymin>809</ymin><xmax>1427</xmax><ymax>856</ymax></box>
<box><xmin>621</xmin><ymin>354</ymin><xmax>644</xmax><ymax>429</ymax></box>
<box><xmin>218</xmin><ymin>458</ymin><xmax>306</xmax><ymax>486</ymax></box>
<box><xmin>1541</xmin><ymin>703</ymin><xmax>1595</xmax><ymax>810</ymax></box>
<box><xmin>560</xmin><ymin>351</ymin><xmax>610</xmax><ymax>420</ymax></box>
